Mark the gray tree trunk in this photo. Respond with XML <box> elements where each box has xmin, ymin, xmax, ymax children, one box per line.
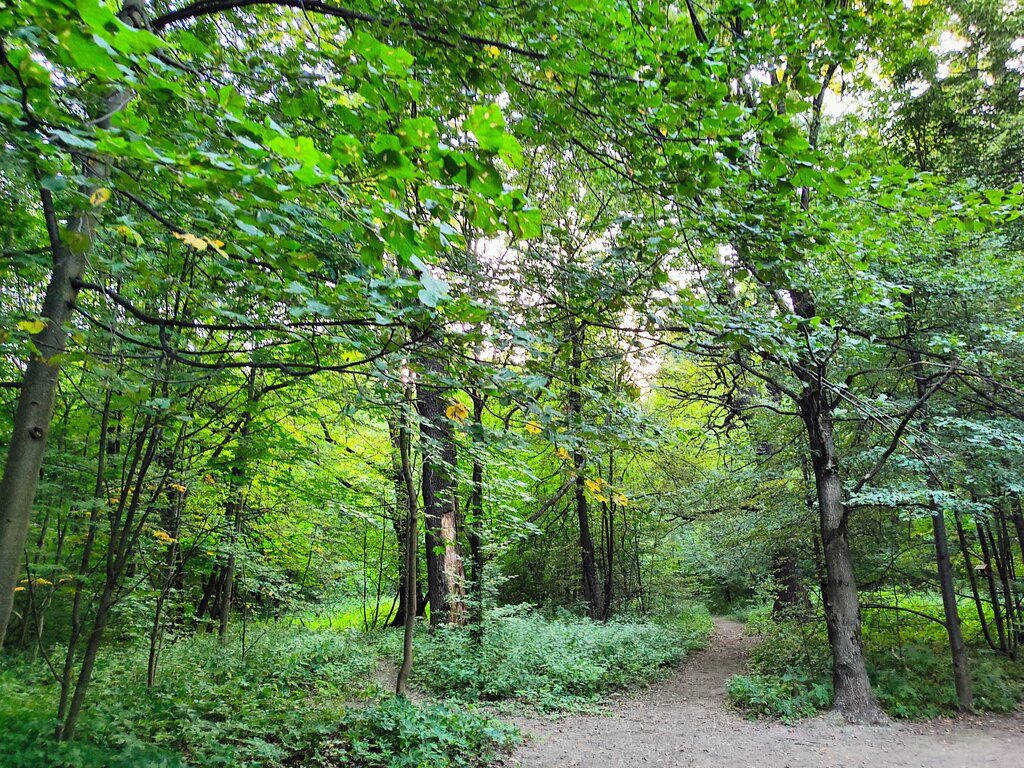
<box><xmin>799</xmin><ymin>384</ymin><xmax>886</xmax><ymax>724</ymax></box>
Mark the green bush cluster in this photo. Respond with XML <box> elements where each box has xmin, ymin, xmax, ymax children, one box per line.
<box><xmin>406</xmin><ymin>604</ymin><xmax>713</xmax><ymax>711</ymax></box>
<box><xmin>313</xmin><ymin>698</ymin><xmax>518</xmax><ymax>768</ymax></box>
<box><xmin>727</xmin><ymin>602</ymin><xmax>1024</xmax><ymax>722</ymax></box>
<box><xmin>0</xmin><ymin>626</ymin><xmax>377</xmax><ymax>768</ymax></box>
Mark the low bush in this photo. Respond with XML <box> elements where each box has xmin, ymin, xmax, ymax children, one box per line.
<box><xmin>727</xmin><ymin>604</ymin><xmax>1024</xmax><ymax>722</ymax></box>
<box><xmin>313</xmin><ymin>698</ymin><xmax>518</xmax><ymax>768</ymax></box>
<box><xmin>0</xmin><ymin>626</ymin><xmax>378</xmax><ymax>768</ymax></box>
<box><xmin>405</xmin><ymin>603</ymin><xmax>713</xmax><ymax>711</ymax></box>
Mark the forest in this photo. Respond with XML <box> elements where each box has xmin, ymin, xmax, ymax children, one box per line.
<box><xmin>1</xmin><ymin>0</ymin><xmax>1024</xmax><ymax>766</ymax></box>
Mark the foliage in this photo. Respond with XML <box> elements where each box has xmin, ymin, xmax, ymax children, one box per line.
<box><xmin>0</xmin><ymin>626</ymin><xmax>378</xmax><ymax>768</ymax></box>
<box><xmin>404</xmin><ymin>605</ymin><xmax>712</xmax><ymax>711</ymax></box>
<box><xmin>314</xmin><ymin>698</ymin><xmax>518</xmax><ymax>768</ymax></box>
<box><xmin>729</xmin><ymin>608</ymin><xmax>1024</xmax><ymax>722</ymax></box>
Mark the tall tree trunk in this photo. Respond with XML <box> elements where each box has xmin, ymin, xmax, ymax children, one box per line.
<box><xmin>568</xmin><ymin>320</ymin><xmax>600</xmax><ymax>619</ymax></box>
<box><xmin>799</xmin><ymin>383</ymin><xmax>886</xmax><ymax>724</ymax></box>
<box><xmin>387</xmin><ymin>416</ymin><xmax>412</xmax><ymax>628</ymax></box>
<box><xmin>396</xmin><ymin>389</ymin><xmax>418</xmax><ymax>697</ymax></box>
<box><xmin>467</xmin><ymin>391</ymin><xmax>486</xmax><ymax>634</ymax></box>
<box><xmin>416</xmin><ymin>357</ymin><xmax>466</xmax><ymax>626</ymax></box>
<box><xmin>906</xmin><ymin>334</ymin><xmax>973</xmax><ymax>710</ymax></box>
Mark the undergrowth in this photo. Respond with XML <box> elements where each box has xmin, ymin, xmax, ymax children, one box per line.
<box><xmin>728</xmin><ymin>595</ymin><xmax>1024</xmax><ymax>722</ymax></box>
<box><xmin>0</xmin><ymin>626</ymin><xmax>378</xmax><ymax>768</ymax></box>
<box><xmin>312</xmin><ymin>698</ymin><xmax>518</xmax><ymax>768</ymax></box>
<box><xmin>402</xmin><ymin>603</ymin><xmax>714</xmax><ymax>711</ymax></box>
<box><xmin>0</xmin><ymin>606</ymin><xmax>705</xmax><ymax>767</ymax></box>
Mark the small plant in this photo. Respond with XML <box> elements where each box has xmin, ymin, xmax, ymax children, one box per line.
<box><xmin>312</xmin><ymin>698</ymin><xmax>518</xmax><ymax>768</ymax></box>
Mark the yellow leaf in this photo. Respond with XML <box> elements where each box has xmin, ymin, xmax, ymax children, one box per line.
<box><xmin>13</xmin><ymin>586</ymin><xmax>25</xmax><ymax>593</ymax></box>
<box><xmin>152</xmin><ymin>530</ymin><xmax>178</xmax><ymax>545</ymax></box>
<box><xmin>203</xmin><ymin>474</ymin><xmax>216</xmax><ymax>485</ymax></box>
<box><xmin>556</xmin><ymin>447</ymin><xmax>571</xmax><ymax>461</ymax></box>
<box><xmin>594</xmin><ymin>493</ymin><xmax>609</xmax><ymax>503</ymax></box>
<box><xmin>525</xmin><ymin>420</ymin><xmax>542</xmax><ymax>435</ymax></box>
<box><xmin>210</xmin><ymin>239</ymin><xmax>225</xmax><ymax>249</ymax></box>
<box><xmin>484</xmin><ymin>44</ymin><xmax>501</xmax><ymax>58</ymax></box>
<box><xmin>115</xmin><ymin>224</ymin><xmax>144</xmax><ymax>245</ymax></box>
<box><xmin>89</xmin><ymin>187</ymin><xmax>111</xmax><ymax>206</ymax></box>
<box><xmin>613</xmin><ymin>493</ymin><xmax>629</xmax><ymax>506</ymax></box>
<box><xmin>658</xmin><ymin>126</ymin><xmax>668</xmax><ymax>137</ymax></box>
<box><xmin>445</xmin><ymin>401</ymin><xmax>469</xmax><ymax>423</ymax></box>
<box><xmin>585</xmin><ymin>477</ymin><xmax>605</xmax><ymax>494</ymax></box>
<box><xmin>172</xmin><ymin>232</ymin><xmax>208</xmax><ymax>251</ymax></box>
<box><xmin>169</xmin><ymin>483</ymin><xmax>187</xmax><ymax>493</ymax></box>
<box><xmin>17</xmin><ymin>319</ymin><xmax>46</xmax><ymax>334</ymax></box>
<box><xmin>544</xmin><ymin>69</ymin><xmax>555</xmax><ymax>80</ymax></box>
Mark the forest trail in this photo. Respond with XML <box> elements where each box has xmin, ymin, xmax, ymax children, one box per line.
<box><xmin>509</xmin><ymin>618</ymin><xmax>1024</xmax><ymax>767</ymax></box>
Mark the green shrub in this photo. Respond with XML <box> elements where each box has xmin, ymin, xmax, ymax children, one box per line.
<box><xmin>727</xmin><ymin>673</ymin><xmax>832</xmax><ymax>723</ymax></box>
<box><xmin>405</xmin><ymin>604</ymin><xmax>712</xmax><ymax>711</ymax></box>
<box><xmin>727</xmin><ymin>605</ymin><xmax>1024</xmax><ymax>722</ymax></box>
<box><xmin>313</xmin><ymin>698</ymin><xmax>518</xmax><ymax>768</ymax></box>
<box><xmin>0</xmin><ymin>626</ymin><xmax>378</xmax><ymax>768</ymax></box>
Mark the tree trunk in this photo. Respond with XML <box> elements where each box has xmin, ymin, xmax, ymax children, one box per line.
<box><xmin>931</xmin><ymin>506</ymin><xmax>973</xmax><ymax>708</ymax></box>
<box><xmin>467</xmin><ymin>391</ymin><xmax>486</xmax><ymax>634</ymax></box>
<box><xmin>396</xmin><ymin>389</ymin><xmax>418</xmax><ymax>697</ymax></box>
<box><xmin>906</xmin><ymin>333</ymin><xmax>973</xmax><ymax>710</ymax></box>
<box><xmin>799</xmin><ymin>385</ymin><xmax>886</xmax><ymax>724</ymax></box>
<box><xmin>771</xmin><ymin>550</ymin><xmax>810</xmax><ymax>618</ymax></box>
<box><xmin>416</xmin><ymin>357</ymin><xmax>466</xmax><ymax>626</ymax></box>
<box><xmin>568</xmin><ymin>321</ymin><xmax>600</xmax><ymax>619</ymax></box>
<box><xmin>387</xmin><ymin>416</ymin><xmax>412</xmax><ymax>628</ymax></box>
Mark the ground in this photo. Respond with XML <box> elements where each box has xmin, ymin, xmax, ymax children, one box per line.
<box><xmin>509</xmin><ymin>618</ymin><xmax>1024</xmax><ymax>768</ymax></box>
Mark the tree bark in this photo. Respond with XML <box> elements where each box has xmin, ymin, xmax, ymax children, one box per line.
<box><xmin>416</xmin><ymin>357</ymin><xmax>466</xmax><ymax>626</ymax></box>
<box><xmin>799</xmin><ymin>383</ymin><xmax>886</xmax><ymax>724</ymax></box>
<box><xmin>906</xmin><ymin>331</ymin><xmax>973</xmax><ymax>710</ymax></box>
<box><xmin>396</xmin><ymin>389</ymin><xmax>418</xmax><ymax>697</ymax></box>
<box><xmin>467</xmin><ymin>390</ymin><xmax>486</xmax><ymax>634</ymax></box>
<box><xmin>568</xmin><ymin>321</ymin><xmax>600</xmax><ymax>619</ymax></box>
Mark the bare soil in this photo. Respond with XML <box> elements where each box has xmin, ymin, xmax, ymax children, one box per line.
<box><xmin>508</xmin><ymin>618</ymin><xmax>1024</xmax><ymax>768</ymax></box>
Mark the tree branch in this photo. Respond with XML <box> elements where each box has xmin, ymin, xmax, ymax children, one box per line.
<box><xmin>849</xmin><ymin>360</ymin><xmax>958</xmax><ymax>495</ymax></box>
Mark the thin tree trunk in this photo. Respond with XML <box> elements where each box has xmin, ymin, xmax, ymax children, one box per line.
<box><xmin>906</xmin><ymin>333</ymin><xmax>973</xmax><ymax>710</ymax></box>
<box><xmin>567</xmin><ymin>320</ymin><xmax>600</xmax><ymax>619</ymax></box>
<box><xmin>954</xmin><ymin>510</ymin><xmax>997</xmax><ymax>651</ymax></box>
<box><xmin>387</xmin><ymin>416</ymin><xmax>412</xmax><ymax>628</ymax></box>
<box><xmin>396</xmin><ymin>389</ymin><xmax>418</xmax><ymax>697</ymax></box>
<box><xmin>467</xmin><ymin>391</ymin><xmax>486</xmax><ymax>634</ymax></box>
<box><xmin>978</xmin><ymin>521</ymin><xmax>1009</xmax><ymax>655</ymax></box>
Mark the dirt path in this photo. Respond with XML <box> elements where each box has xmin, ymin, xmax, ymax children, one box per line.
<box><xmin>510</xmin><ymin>618</ymin><xmax>1024</xmax><ymax>767</ymax></box>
